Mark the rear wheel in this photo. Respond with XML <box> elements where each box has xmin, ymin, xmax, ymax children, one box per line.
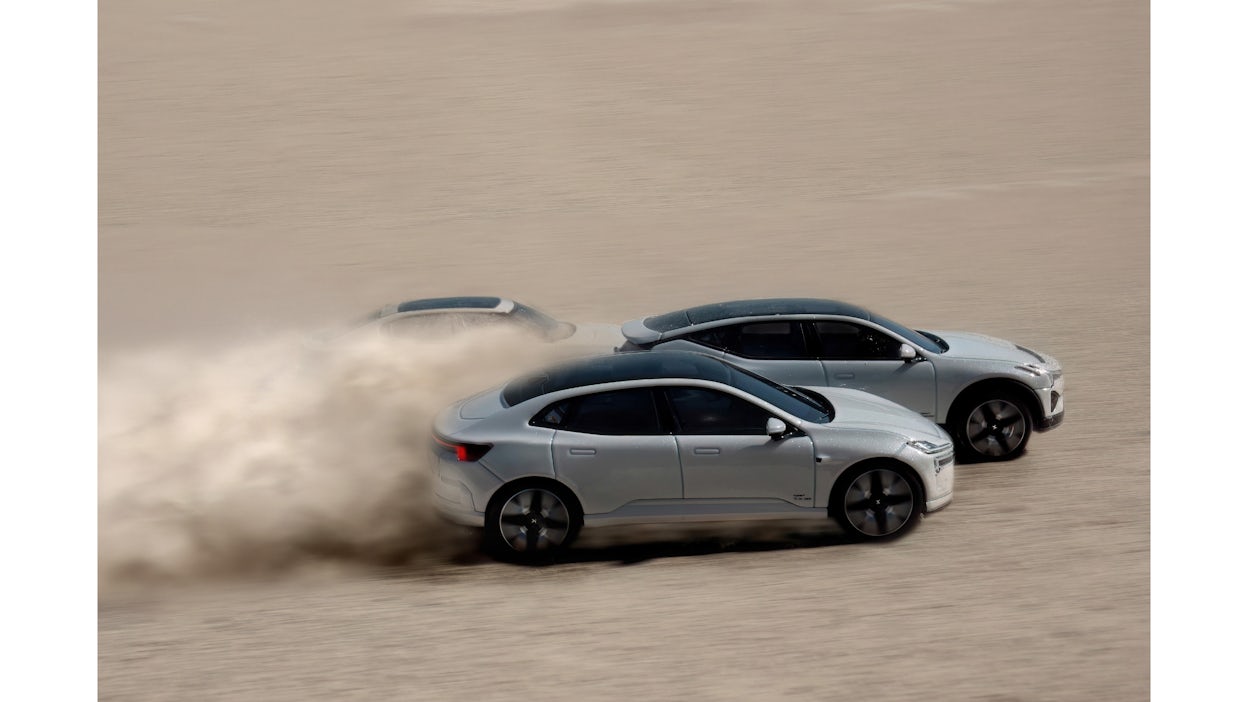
<box><xmin>484</xmin><ymin>481</ymin><xmax>583</xmax><ymax>562</ymax></box>
<box><xmin>830</xmin><ymin>461</ymin><xmax>922</xmax><ymax>541</ymax></box>
<box><xmin>951</xmin><ymin>389</ymin><xmax>1032</xmax><ymax>462</ymax></box>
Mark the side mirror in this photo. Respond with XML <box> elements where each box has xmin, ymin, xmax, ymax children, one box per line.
<box><xmin>766</xmin><ymin>417</ymin><xmax>788</xmax><ymax>440</ymax></box>
<box><xmin>899</xmin><ymin>343</ymin><xmax>919</xmax><ymax>362</ymax></box>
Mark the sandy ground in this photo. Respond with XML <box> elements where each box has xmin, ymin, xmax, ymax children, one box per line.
<box><xmin>99</xmin><ymin>0</ymin><xmax>1149</xmax><ymax>699</ymax></box>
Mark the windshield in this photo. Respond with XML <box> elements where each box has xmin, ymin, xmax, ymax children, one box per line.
<box><xmin>510</xmin><ymin>303</ymin><xmax>574</xmax><ymax>339</ymax></box>
<box><xmin>720</xmin><ymin>361</ymin><xmax>831</xmax><ymax>423</ymax></box>
<box><xmin>916</xmin><ymin>330</ymin><xmax>949</xmax><ymax>352</ymax></box>
<box><xmin>869</xmin><ymin>313</ymin><xmax>944</xmax><ymax>355</ymax></box>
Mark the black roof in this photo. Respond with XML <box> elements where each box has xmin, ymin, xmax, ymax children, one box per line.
<box><xmin>644</xmin><ymin>298</ymin><xmax>871</xmax><ymax>333</ymax></box>
<box><xmin>502</xmin><ymin>352</ymin><xmax>733</xmax><ymax>406</ymax></box>
<box><xmin>395</xmin><ymin>296</ymin><xmax>502</xmax><ymax>314</ymax></box>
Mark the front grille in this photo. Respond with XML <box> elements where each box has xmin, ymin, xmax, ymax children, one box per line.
<box><xmin>937</xmin><ymin>454</ymin><xmax>954</xmax><ymax>468</ymax></box>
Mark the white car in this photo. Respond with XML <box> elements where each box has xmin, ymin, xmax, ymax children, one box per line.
<box><xmin>620</xmin><ymin>298</ymin><xmax>1064</xmax><ymax>462</ymax></box>
<box><xmin>326</xmin><ymin>296</ymin><xmax>623</xmax><ymax>350</ymax></box>
<box><xmin>433</xmin><ymin>351</ymin><xmax>955</xmax><ymax>561</ymax></box>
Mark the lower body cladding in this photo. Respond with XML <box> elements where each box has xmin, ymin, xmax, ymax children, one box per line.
<box><xmin>432</xmin><ymin>452</ymin><xmax>954</xmax><ymax>530</ymax></box>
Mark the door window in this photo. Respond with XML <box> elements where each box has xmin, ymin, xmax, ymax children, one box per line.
<box><xmin>723</xmin><ymin>321</ymin><xmax>809</xmax><ymax>359</ymax></box>
<box><xmin>665</xmin><ymin>387</ymin><xmax>772</xmax><ymax>435</ymax></box>
<box><xmin>814</xmin><ymin>321</ymin><xmax>904</xmax><ymax>360</ymax></box>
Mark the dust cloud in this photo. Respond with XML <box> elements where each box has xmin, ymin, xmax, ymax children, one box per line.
<box><xmin>98</xmin><ymin>328</ymin><xmax>560</xmax><ymax>584</ymax></box>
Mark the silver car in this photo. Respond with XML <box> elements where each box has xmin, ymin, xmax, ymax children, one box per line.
<box><xmin>321</xmin><ymin>296</ymin><xmax>624</xmax><ymax>349</ymax></box>
<box><xmin>433</xmin><ymin>351</ymin><xmax>954</xmax><ymax>561</ymax></box>
<box><xmin>619</xmin><ymin>298</ymin><xmax>1064</xmax><ymax>462</ymax></box>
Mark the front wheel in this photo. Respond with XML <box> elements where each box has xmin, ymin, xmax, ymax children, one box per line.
<box><xmin>484</xmin><ymin>481</ymin><xmax>583</xmax><ymax>563</ymax></box>
<box><xmin>830</xmin><ymin>462</ymin><xmax>922</xmax><ymax>541</ymax></box>
<box><xmin>950</xmin><ymin>391</ymin><xmax>1032</xmax><ymax>462</ymax></box>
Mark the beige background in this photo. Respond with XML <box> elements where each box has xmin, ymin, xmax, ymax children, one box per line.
<box><xmin>99</xmin><ymin>0</ymin><xmax>1149</xmax><ymax>699</ymax></box>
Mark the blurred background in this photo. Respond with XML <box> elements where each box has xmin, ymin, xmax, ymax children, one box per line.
<box><xmin>99</xmin><ymin>0</ymin><xmax>1148</xmax><ymax>699</ymax></box>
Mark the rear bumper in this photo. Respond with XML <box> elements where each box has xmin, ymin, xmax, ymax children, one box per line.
<box><xmin>433</xmin><ymin>467</ymin><xmax>487</xmax><ymax>527</ymax></box>
<box><xmin>434</xmin><ymin>495</ymin><xmax>486</xmax><ymax>528</ymax></box>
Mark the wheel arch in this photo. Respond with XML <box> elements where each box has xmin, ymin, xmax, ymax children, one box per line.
<box><xmin>828</xmin><ymin>457</ymin><xmax>928</xmax><ymax>517</ymax></box>
<box><xmin>947</xmin><ymin>377</ymin><xmax>1041</xmax><ymax>426</ymax></box>
<box><xmin>485</xmin><ymin>475</ymin><xmax>586</xmax><ymax>527</ymax></box>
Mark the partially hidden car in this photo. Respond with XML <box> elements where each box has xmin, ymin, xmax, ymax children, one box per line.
<box><xmin>321</xmin><ymin>296</ymin><xmax>623</xmax><ymax>350</ymax></box>
<box><xmin>618</xmin><ymin>298</ymin><xmax>1064</xmax><ymax>462</ymax></box>
<box><xmin>433</xmin><ymin>350</ymin><xmax>955</xmax><ymax>561</ymax></box>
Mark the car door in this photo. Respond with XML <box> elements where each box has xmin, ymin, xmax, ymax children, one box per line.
<box><xmin>548</xmin><ymin>388</ymin><xmax>683</xmax><ymax>515</ymax></box>
<box><xmin>690</xmin><ymin>320</ymin><xmax>826</xmax><ymax>386</ymax></box>
<box><xmin>811</xmin><ymin>320</ymin><xmax>937</xmax><ymax>418</ymax></box>
<box><xmin>663</xmin><ymin>386</ymin><xmax>816</xmax><ymax>508</ymax></box>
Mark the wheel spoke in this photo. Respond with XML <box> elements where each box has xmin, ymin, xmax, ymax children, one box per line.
<box><xmin>529</xmin><ymin>490</ymin><xmax>543</xmax><ymax>516</ymax></box>
<box><xmin>871</xmin><ymin>504</ymin><xmax>891</xmax><ymax>534</ymax></box>
<box><xmin>869</xmin><ymin>470</ymin><xmax>884</xmax><ymax>497</ymax></box>
<box><xmin>882</xmin><ymin>493</ymin><xmax>911</xmax><ymax>507</ymax></box>
<box><xmin>500</xmin><ymin>513</ymin><xmax>529</xmax><ymax>526</ymax></box>
<box><xmin>846</xmin><ymin>498</ymin><xmax>872</xmax><ymax>512</ymax></box>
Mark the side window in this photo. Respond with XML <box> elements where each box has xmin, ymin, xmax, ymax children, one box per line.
<box><xmin>562</xmin><ymin>389</ymin><xmax>663</xmax><ymax>436</ymax></box>
<box><xmin>724</xmin><ymin>321</ymin><xmax>808</xmax><ymax>359</ymax></box>
<box><xmin>814</xmin><ymin>321</ymin><xmax>903</xmax><ymax>360</ymax></box>
<box><xmin>686</xmin><ymin>326</ymin><xmax>732</xmax><ymax>351</ymax></box>
<box><xmin>384</xmin><ymin>313</ymin><xmax>456</xmax><ymax>338</ymax></box>
<box><xmin>531</xmin><ymin>399</ymin><xmax>573</xmax><ymax>429</ymax></box>
<box><xmin>665</xmin><ymin>387</ymin><xmax>772</xmax><ymax>435</ymax></box>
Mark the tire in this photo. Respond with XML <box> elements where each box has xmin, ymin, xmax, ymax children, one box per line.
<box><xmin>949</xmin><ymin>388</ymin><xmax>1033</xmax><ymax>463</ymax></box>
<box><xmin>483</xmin><ymin>480</ymin><xmax>583</xmax><ymax>563</ymax></box>
<box><xmin>830</xmin><ymin>461</ymin><xmax>922</xmax><ymax>541</ymax></box>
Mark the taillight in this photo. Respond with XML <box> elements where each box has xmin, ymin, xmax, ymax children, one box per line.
<box><xmin>433</xmin><ymin>434</ymin><xmax>492</xmax><ymax>462</ymax></box>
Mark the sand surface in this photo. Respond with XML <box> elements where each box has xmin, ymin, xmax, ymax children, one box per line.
<box><xmin>99</xmin><ymin>0</ymin><xmax>1149</xmax><ymax>699</ymax></box>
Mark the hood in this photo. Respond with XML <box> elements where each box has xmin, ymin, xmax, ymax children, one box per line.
<box><xmin>926</xmin><ymin>330</ymin><xmax>1060</xmax><ymax>368</ymax></box>
<box><xmin>560</xmin><ymin>322</ymin><xmax>625</xmax><ymax>351</ymax></box>
<box><xmin>804</xmin><ymin>387</ymin><xmax>950</xmax><ymax>443</ymax></box>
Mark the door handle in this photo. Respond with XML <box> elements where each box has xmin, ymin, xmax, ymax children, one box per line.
<box><xmin>833</xmin><ymin>372</ymin><xmax>855</xmax><ymax>380</ymax></box>
<box><xmin>568</xmin><ymin>448</ymin><xmax>597</xmax><ymax>456</ymax></box>
<box><xmin>693</xmin><ymin>447</ymin><xmax>721</xmax><ymax>455</ymax></box>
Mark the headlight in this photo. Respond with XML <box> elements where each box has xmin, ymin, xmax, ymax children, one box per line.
<box><xmin>1015</xmin><ymin>363</ymin><xmax>1062</xmax><ymax>382</ymax></box>
<box><xmin>1014</xmin><ymin>363</ymin><xmax>1047</xmax><ymax>378</ymax></box>
<box><xmin>907</xmin><ymin>439</ymin><xmax>950</xmax><ymax>454</ymax></box>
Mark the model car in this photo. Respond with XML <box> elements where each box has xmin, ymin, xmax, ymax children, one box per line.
<box><xmin>321</xmin><ymin>296</ymin><xmax>623</xmax><ymax>349</ymax></box>
<box><xmin>618</xmin><ymin>298</ymin><xmax>1064</xmax><ymax>462</ymax></box>
<box><xmin>433</xmin><ymin>350</ymin><xmax>954</xmax><ymax>560</ymax></box>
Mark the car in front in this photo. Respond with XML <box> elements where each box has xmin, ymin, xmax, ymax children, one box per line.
<box><xmin>619</xmin><ymin>298</ymin><xmax>1064</xmax><ymax>462</ymax></box>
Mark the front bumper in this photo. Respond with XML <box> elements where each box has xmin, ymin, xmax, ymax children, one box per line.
<box><xmin>1031</xmin><ymin>373</ymin><xmax>1065</xmax><ymax>431</ymax></box>
<box><xmin>921</xmin><ymin>448</ymin><xmax>955</xmax><ymax>514</ymax></box>
<box><xmin>926</xmin><ymin>491</ymin><xmax>953</xmax><ymax>513</ymax></box>
<box><xmin>1036</xmin><ymin>409</ymin><xmax>1065</xmax><ymax>431</ymax></box>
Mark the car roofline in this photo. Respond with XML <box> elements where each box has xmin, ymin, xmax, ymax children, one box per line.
<box><xmin>624</xmin><ymin>298</ymin><xmax>873</xmax><ymax>341</ymax></box>
<box><xmin>627</xmin><ymin>313</ymin><xmax>900</xmax><ymax>344</ymax></box>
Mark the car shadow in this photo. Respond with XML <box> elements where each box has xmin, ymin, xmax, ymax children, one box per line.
<box><xmin>560</xmin><ymin>530</ymin><xmax>855</xmax><ymax>566</ymax></box>
<box><xmin>437</xmin><ymin>523</ymin><xmax>859</xmax><ymax>568</ymax></box>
